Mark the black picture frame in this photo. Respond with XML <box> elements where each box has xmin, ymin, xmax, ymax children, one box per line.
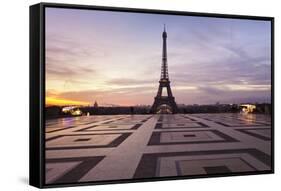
<box><xmin>30</xmin><ymin>2</ymin><xmax>274</xmax><ymax>188</ymax></box>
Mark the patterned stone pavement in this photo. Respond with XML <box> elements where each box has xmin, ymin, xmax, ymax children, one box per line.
<box><xmin>45</xmin><ymin>113</ymin><xmax>272</xmax><ymax>185</ymax></box>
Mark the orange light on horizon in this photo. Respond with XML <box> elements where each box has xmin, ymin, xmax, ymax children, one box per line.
<box><xmin>46</xmin><ymin>97</ymin><xmax>90</xmax><ymax>106</ymax></box>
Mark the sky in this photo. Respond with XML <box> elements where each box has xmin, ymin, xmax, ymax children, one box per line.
<box><xmin>45</xmin><ymin>7</ymin><xmax>272</xmax><ymax>106</ymax></box>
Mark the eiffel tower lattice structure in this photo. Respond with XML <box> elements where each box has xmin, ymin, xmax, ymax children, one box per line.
<box><xmin>151</xmin><ymin>25</ymin><xmax>178</xmax><ymax>114</ymax></box>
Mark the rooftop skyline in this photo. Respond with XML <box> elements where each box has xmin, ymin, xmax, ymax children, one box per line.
<box><xmin>46</xmin><ymin>7</ymin><xmax>271</xmax><ymax>106</ymax></box>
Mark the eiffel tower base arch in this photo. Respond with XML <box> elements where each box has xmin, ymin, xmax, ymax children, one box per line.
<box><xmin>151</xmin><ymin>96</ymin><xmax>178</xmax><ymax>114</ymax></box>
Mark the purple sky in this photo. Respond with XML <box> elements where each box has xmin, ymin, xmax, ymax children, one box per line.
<box><xmin>45</xmin><ymin>7</ymin><xmax>271</xmax><ymax>106</ymax></box>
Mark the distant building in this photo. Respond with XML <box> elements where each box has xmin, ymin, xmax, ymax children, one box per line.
<box><xmin>94</xmin><ymin>100</ymin><xmax>98</xmax><ymax>108</ymax></box>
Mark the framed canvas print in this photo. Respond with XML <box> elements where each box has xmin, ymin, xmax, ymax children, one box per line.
<box><xmin>29</xmin><ymin>2</ymin><xmax>274</xmax><ymax>188</ymax></box>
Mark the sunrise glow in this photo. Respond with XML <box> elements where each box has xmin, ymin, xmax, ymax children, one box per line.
<box><xmin>46</xmin><ymin>97</ymin><xmax>90</xmax><ymax>106</ymax></box>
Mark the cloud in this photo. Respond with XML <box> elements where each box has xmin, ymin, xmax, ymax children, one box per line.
<box><xmin>47</xmin><ymin>34</ymin><xmax>108</xmax><ymax>59</ymax></box>
<box><xmin>46</xmin><ymin>64</ymin><xmax>96</xmax><ymax>78</ymax></box>
<box><xmin>197</xmin><ymin>85</ymin><xmax>228</xmax><ymax>95</ymax></box>
<box><xmin>46</xmin><ymin>34</ymin><xmax>107</xmax><ymax>81</ymax></box>
<box><xmin>168</xmin><ymin>37</ymin><xmax>271</xmax><ymax>90</ymax></box>
<box><xmin>107</xmin><ymin>78</ymin><xmax>155</xmax><ymax>86</ymax></box>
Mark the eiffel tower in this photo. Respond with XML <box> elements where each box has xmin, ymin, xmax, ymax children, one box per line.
<box><xmin>151</xmin><ymin>25</ymin><xmax>178</xmax><ymax>114</ymax></box>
